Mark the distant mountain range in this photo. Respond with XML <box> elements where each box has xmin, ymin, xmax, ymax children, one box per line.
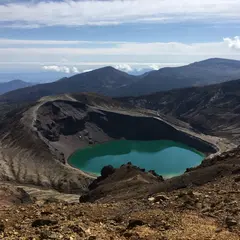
<box><xmin>116</xmin><ymin>58</ymin><xmax>240</xmax><ymax>96</ymax></box>
<box><xmin>1</xmin><ymin>58</ymin><xmax>240</xmax><ymax>103</ymax></box>
<box><xmin>0</xmin><ymin>80</ymin><xmax>34</xmax><ymax>95</ymax></box>
<box><xmin>0</xmin><ymin>72</ymin><xmax>68</xmax><ymax>84</ymax></box>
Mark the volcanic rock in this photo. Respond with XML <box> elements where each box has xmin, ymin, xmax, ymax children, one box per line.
<box><xmin>32</xmin><ymin>219</ymin><xmax>58</xmax><ymax>228</ymax></box>
<box><xmin>127</xmin><ymin>219</ymin><xmax>145</xmax><ymax>229</ymax></box>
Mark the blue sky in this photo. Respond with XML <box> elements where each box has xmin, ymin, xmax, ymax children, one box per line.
<box><xmin>0</xmin><ymin>0</ymin><xmax>240</xmax><ymax>80</ymax></box>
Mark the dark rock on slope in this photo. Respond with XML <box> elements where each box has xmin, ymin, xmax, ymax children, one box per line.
<box><xmin>0</xmin><ymin>184</ymin><xmax>32</xmax><ymax>207</ymax></box>
<box><xmin>80</xmin><ymin>163</ymin><xmax>164</xmax><ymax>203</ymax></box>
<box><xmin>80</xmin><ymin>147</ymin><xmax>240</xmax><ymax>203</ymax></box>
<box><xmin>120</xmin><ymin>78</ymin><xmax>240</xmax><ymax>143</ymax></box>
<box><xmin>0</xmin><ymin>99</ymin><xmax>93</xmax><ymax>194</ymax></box>
<box><xmin>35</xmin><ymin>100</ymin><xmax>216</xmax><ymax>157</ymax></box>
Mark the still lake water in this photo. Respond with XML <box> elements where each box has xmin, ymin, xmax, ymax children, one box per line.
<box><xmin>68</xmin><ymin>140</ymin><xmax>205</xmax><ymax>178</ymax></box>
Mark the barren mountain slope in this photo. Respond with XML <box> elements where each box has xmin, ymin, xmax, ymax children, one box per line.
<box><xmin>0</xmin><ymin>93</ymin><xmax>239</xmax><ymax>239</ymax></box>
<box><xmin>0</xmin><ymin>92</ymin><xmax>220</xmax><ymax>194</ymax></box>
<box><xmin>120</xmin><ymin>78</ymin><xmax>240</xmax><ymax>143</ymax></box>
<box><xmin>1</xmin><ymin>152</ymin><xmax>240</xmax><ymax>239</ymax></box>
<box><xmin>0</xmin><ymin>95</ymin><xmax>93</xmax><ymax>194</ymax></box>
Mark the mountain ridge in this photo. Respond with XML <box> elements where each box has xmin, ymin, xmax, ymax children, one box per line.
<box><xmin>116</xmin><ymin>58</ymin><xmax>240</xmax><ymax>96</ymax></box>
<box><xmin>119</xmin><ymin>77</ymin><xmax>240</xmax><ymax>143</ymax></box>
<box><xmin>1</xmin><ymin>58</ymin><xmax>240</xmax><ymax>103</ymax></box>
<box><xmin>0</xmin><ymin>79</ymin><xmax>34</xmax><ymax>95</ymax></box>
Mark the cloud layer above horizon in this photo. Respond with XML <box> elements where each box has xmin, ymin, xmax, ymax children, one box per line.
<box><xmin>0</xmin><ymin>0</ymin><xmax>240</xmax><ymax>28</ymax></box>
<box><xmin>41</xmin><ymin>63</ymin><xmax>162</xmax><ymax>74</ymax></box>
<box><xmin>0</xmin><ymin>37</ymin><xmax>240</xmax><ymax>73</ymax></box>
<box><xmin>1</xmin><ymin>1</ymin><xmax>240</xmax><ymax>76</ymax></box>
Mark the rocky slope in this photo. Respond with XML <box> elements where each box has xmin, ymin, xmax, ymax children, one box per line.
<box><xmin>35</xmin><ymin>99</ymin><xmax>216</xmax><ymax>156</ymax></box>
<box><xmin>80</xmin><ymin>149</ymin><xmax>240</xmax><ymax>204</ymax></box>
<box><xmin>0</xmin><ymin>95</ymin><xmax>94</xmax><ymax>194</ymax></box>
<box><xmin>0</xmin><ymin>93</ymin><xmax>218</xmax><ymax>195</ymax></box>
<box><xmin>0</xmin><ymin>184</ymin><xmax>32</xmax><ymax>208</ymax></box>
<box><xmin>120</xmin><ymin>78</ymin><xmax>240</xmax><ymax>143</ymax></box>
<box><xmin>1</xmin><ymin>195</ymin><xmax>239</xmax><ymax>239</ymax></box>
<box><xmin>0</xmin><ymin>92</ymin><xmax>239</xmax><ymax>239</ymax></box>
<box><xmin>1</xmin><ymin>154</ymin><xmax>240</xmax><ymax>239</ymax></box>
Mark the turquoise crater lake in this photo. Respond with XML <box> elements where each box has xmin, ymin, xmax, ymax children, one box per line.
<box><xmin>68</xmin><ymin>140</ymin><xmax>205</xmax><ymax>178</ymax></box>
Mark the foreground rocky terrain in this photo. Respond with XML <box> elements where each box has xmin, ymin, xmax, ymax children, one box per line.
<box><xmin>0</xmin><ymin>159</ymin><xmax>240</xmax><ymax>239</ymax></box>
<box><xmin>0</xmin><ymin>89</ymin><xmax>239</xmax><ymax>239</ymax></box>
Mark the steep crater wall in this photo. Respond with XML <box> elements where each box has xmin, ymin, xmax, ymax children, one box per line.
<box><xmin>0</xmin><ymin>98</ymin><xmax>218</xmax><ymax>195</ymax></box>
<box><xmin>88</xmin><ymin>110</ymin><xmax>217</xmax><ymax>154</ymax></box>
<box><xmin>36</xmin><ymin>100</ymin><xmax>217</xmax><ymax>160</ymax></box>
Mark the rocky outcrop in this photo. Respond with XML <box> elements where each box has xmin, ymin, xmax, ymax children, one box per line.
<box><xmin>150</xmin><ymin>147</ymin><xmax>240</xmax><ymax>194</ymax></box>
<box><xmin>35</xmin><ymin>101</ymin><xmax>88</xmax><ymax>142</ymax></box>
<box><xmin>0</xmin><ymin>100</ymin><xmax>92</xmax><ymax>194</ymax></box>
<box><xmin>0</xmin><ymin>184</ymin><xmax>32</xmax><ymax>208</ymax></box>
<box><xmin>80</xmin><ymin>163</ymin><xmax>164</xmax><ymax>203</ymax></box>
<box><xmin>78</xmin><ymin>147</ymin><xmax>240</xmax><ymax>204</ymax></box>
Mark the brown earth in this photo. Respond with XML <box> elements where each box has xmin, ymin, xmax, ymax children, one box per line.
<box><xmin>0</xmin><ymin>200</ymin><xmax>239</xmax><ymax>239</ymax></box>
<box><xmin>0</xmin><ymin>159</ymin><xmax>240</xmax><ymax>239</ymax></box>
<box><xmin>0</xmin><ymin>184</ymin><xmax>32</xmax><ymax>209</ymax></box>
<box><xmin>0</xmin><ymin>93</ymin><xmax>239</xmax><ymax>239</ymax></box>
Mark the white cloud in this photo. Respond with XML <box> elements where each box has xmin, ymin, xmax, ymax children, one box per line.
<box><xmin>149</xmin><ymin>64</ymin><xmax>160</xmax><ymax>70</ymax></box>
<box><xmin>114</xmin><ymin>64</ymin><xmax>133</xmax><ymax>72</ymax></box>
<box><xmin>224</xmin><ymin>36</ymin><xmax>240</xmax><ymax>50</ymax></box>
<box><xmin>42</xmin><ymin>65</ymin><xmax>95</xmax><ymax>74</ymax></box>
<box><xmin>1</xmin><ymin>40</ymin><xmax>238</xmax><ymax>57</ymax></box>
<box><xmin>0</xmin><ymin>0</ymin><xmax>240</xmax><ymax>28</ymax></box>
<box><xmin>114</xmin><ymin>64</ymin><xmax>161</xmax><ymax>72</ymax></box>
<box><xmin>72</xmin><ymin>67</ymin><xmax>79</xmax><ymax>73</ymax></box>
<box><xmin>42</xmin><ymin>65</ymin><xmax>80</xmax><ymax>74</ymax></box>
<box><xmin>82</xmin><ymin>69</ymin><xmax>94</xmax><ymax>73</ymax></box>
<box><xmin>41</xmin><ymin>64</ymin><xmax>175</xmax><ymax>75</ymax></box>
<box><xmin>42</xmin><ymin>65</ymin><xmax>70</xmax><ymax>74</ymax></box>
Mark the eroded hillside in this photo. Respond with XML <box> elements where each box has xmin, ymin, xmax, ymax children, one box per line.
<box><xmin>0</xmin><ymin>91</ymin><xmax>239</xmax><ymax>239</ymax></box>
<box><xmin>120</xmin><ymin>78</ymin><xmax>240</xmax><ymax>143</ymax></box>
<box><xmin>1</xmin><ymin>159</ymin><xmax>240</xmax><ymax>239</ymax></box>
<box><xmin>0</xmin><ymin>93</ymin><xmax>219</xmax><ymax>194</ymax></box>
